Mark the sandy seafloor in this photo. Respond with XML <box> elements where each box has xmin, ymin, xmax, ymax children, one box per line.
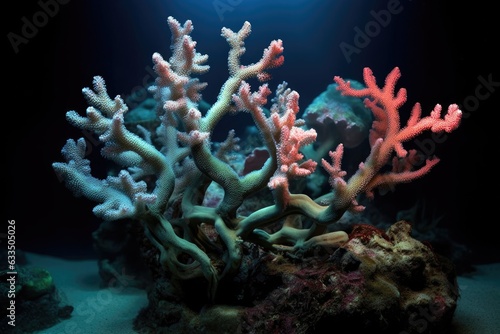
<box><xmin>21</xmin><ymin>252</ymin><xmax>500</xmax><ymax>334</ymax></box>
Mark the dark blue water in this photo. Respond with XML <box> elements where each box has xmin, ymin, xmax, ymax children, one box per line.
<box><xmin>5</xmin><ymin>0</ymin><xmax>497</xmax><ymax>266</ymax></box>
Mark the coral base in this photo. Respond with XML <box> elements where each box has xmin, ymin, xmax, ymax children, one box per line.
<box><xmin>134</xmin><ymin>221</ymin><xmax>459</xmax><ymax>334</ymax></box>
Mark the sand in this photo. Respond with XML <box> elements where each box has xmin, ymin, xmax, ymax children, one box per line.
<box><xmin>20</xmin><ymin>252</ymin><xmax>500</xmax><ymax>334</ymax></box>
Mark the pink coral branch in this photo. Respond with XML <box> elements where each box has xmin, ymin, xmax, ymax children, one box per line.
<box><xmin>167</xmin><ymin>16</ymin><xmax>209</xmax><ymax>76</ymax></box>
<box><xmin>330</xmin><ymin>66</ymin><xmax>462</xmax><ymax>205</ymax></box>
<box><xmin>364</xmin><ymin>151</ymin><xmax>440</xmax><ymax>199</ymax></box>
<box><xmin>267</xmin><ymin>90</ymin><xmax>317</xmax><ymax>207</ymax></box>
<box><xmin>335</xmin><ymin>67</ymin><xmax>462</xmax><ymax>161</ymax></box>
<box><xmin>221</xmin><ymin>20</ymin><xmax>284</xmax><ymax>82</ymax></box>
<box><xmin>232</xmin><ymin>81</ymin><xmax>272</xmax><ymax>114</ymax></box>
<box><xmin>321</xmin><ymin>144</ymin><xmax>347</xmax><ymax>189</ymax></box>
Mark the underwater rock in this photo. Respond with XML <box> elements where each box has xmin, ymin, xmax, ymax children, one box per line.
<box><xmin>133</xmin><ymin>221</ymin><xmax>459</xmax><ymax>334</ymax></box>
<box><xmin>19</xmin><ymin>267</ymin><xmax>55</xmax><ymax>299</ymax></box>
<box><xmin>124</xmin><ymin>96</ymin><xmax>211</xmax><ymax>135</ymax></box>
<box><xmin>123</xmin><ymin>97</ymin><xmax>160</xmax><ymax>134</ymax></box>
<box><xmin>302</xmin><ymin>80</ymin><xmax>373</xmax><ymax>162</ymax></box>
<box><xmin>0</xmin><ymin>266</ymin><xmax>73</xmax><ymax>334</ymax></box>
<box><xmin>92</xmin><ymin>219</ymin><xmax>152</xmax><ymax>289</ymax></box>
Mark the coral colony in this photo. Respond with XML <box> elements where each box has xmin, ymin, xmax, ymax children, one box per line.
<box><xmin>53</xmin><ymin>17</ymin><xmax>462</xmax><ymax>332</ymax></box>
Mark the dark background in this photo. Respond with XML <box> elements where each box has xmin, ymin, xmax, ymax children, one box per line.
<box><xmin>4</xmin><ymin>1</ymin><xmax>498</xmax><ymax>264</ymax></box>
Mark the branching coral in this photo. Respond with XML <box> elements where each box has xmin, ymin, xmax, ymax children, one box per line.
<box><xmin>52</xmin><ymin>16</ymin><xmax>461</xmax><ymax>300</ymax></box>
